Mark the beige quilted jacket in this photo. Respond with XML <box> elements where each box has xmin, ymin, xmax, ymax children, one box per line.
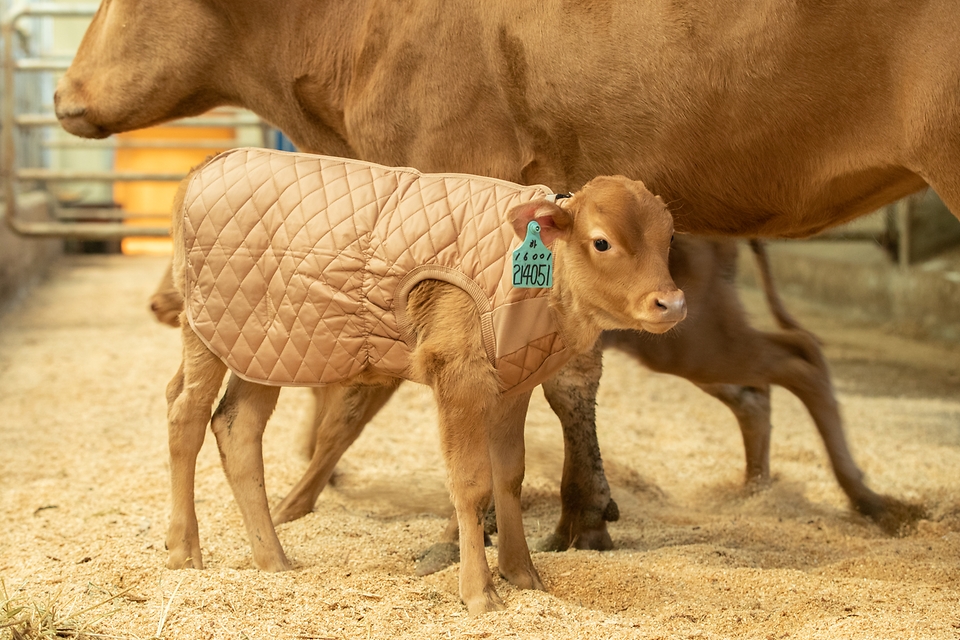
<box><xmin>179</xmin><ymin>148</ymin><xmax>572</xmax><ymax>396</ymax></box>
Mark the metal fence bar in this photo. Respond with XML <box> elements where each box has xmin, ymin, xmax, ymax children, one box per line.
<box><xmin>1</xmin><ymin>1</ymin><xmax>265</xmax><ymax>240</ymax></box>
<box><xmin>17</xmin><ymin>168</ymin><xmax>187</xmax><ymax>181</ymax></box>
<box><xmin>5</xmin><ymin>191</ymin><xmax>168</xmax><ymax>238</ymax></box>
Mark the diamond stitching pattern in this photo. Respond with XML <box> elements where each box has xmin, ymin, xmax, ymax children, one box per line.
<box><xmin>182</xmin><ymin>148</ymin><xmax>566</xmax><ymax>389</ymax></box>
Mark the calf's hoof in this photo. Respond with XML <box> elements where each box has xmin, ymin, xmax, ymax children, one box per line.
<box><xmin>415</xmin><ymin>542</ymin><xmax>459</xmax><ymax>576</ymax></box>
<box><xmin>464</xmin><ymin>588</ymin><xmax>506</xmax><ymax>617</ymax></box>
<box><xmin>253</xmin><ymin>553</ymin><xmax>293</xmax><ymax>573</ymax></box>
<box><xmin>165</xmin><ymin>533</ymin><xmax>203</xmax><ymax>569</ymax></box>
<box><xmin>165</xmin><ymin>549</ymin><xmax>203</xmax><ymax>570</ymax></box>
<box><xmin>855</xmin><ymin>494</ymin><xmax>929</xmax><ymax>537</ymax></box>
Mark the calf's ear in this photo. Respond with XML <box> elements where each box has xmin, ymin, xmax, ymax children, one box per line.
<box><xmin>508</xmin><ymin>200</ymin><xmax>573</xmax><ymax>247</ymax></box>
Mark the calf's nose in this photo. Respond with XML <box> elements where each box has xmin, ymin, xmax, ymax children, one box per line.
<box><xmin>654</xmin><ymin>289</ymin><xmax>686</xmax><ymax>322</ymax></box>
<box><xmin>637</xmin><ymin>288</ymin><xmax>686</xmax><ymax>333</ymax></box>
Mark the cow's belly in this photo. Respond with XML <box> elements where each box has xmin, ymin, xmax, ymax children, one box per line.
<box><xmin>642</xmin><ymin>158</ymin><xmax>928</xmax><ymax>238</ymax></box>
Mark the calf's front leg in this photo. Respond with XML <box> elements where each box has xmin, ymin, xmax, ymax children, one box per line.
<box><xmin>165</xmin><ymin>329</ymin><xmax>227</xmax><ymax>570</ymax></box>
<box><xmin>488</xmin><ymin>391</ymin><xmax>544</xmax><ymax>591</ymax></box>
<box><xmin>410</xmin><ymin>280</ymin><xmax>506</xmax><ymax>615</ymax></box>
<box><xmin>437</xmin><ymin>392</ymin><xmax>502</xmax><ymax>616</ymax></box>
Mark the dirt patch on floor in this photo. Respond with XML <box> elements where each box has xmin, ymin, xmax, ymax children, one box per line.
<box><xmin>1</xmin><ymin>254</ymin><xmax>958</xmax><ymax>639</ymax></box>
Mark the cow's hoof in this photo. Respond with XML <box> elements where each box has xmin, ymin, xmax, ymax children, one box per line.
<box><xmin>857</xmin><ymin>495</ymin><xmax>928</xmax><ymax>537</ymax></box>
<box><xmin>536</xmin><ymin>498</ymin><xmax>620</xmax><ymax>552</ymax></box>
<box><xmin>271</xmin><ymin>497</ymin><xmax>314</xmax><ymax>525</ymax></box>
<box><xmin>744</xmin><ymin>474</ymin><xmax>772</xmax><ymax>494</ymax></box>
<box><xmin>415</xmin><ymin>542</ymin><xmax>459</xmax><ymax>576</ymax></box>
<box><xmin>534</xmin><ymin>523</ymin><xmax>614</xmax><ymax>553</ymax></box>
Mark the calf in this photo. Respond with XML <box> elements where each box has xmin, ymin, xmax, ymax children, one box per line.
<box><xmin>153</xmin><ymin>235</ymin><xmax>918</xmax><ymax>542</ymax></box>
<box><xmin>164</xmin><ymin>148</ymin><xmax>682</xmax><ymax>615</ymax></box>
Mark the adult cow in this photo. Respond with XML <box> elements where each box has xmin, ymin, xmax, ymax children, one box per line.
<box><xmin>56</xmin><ymin>0</ymin><xmax>957</xmax><ymax>551</ymax></box>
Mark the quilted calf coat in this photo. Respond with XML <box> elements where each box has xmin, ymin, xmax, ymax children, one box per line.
<box><xmin>179</xmin><ymin>148</ymin><xmax>574</xmax><ymax>396</ymax></box>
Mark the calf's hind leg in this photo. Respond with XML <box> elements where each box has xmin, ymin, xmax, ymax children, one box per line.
<box><xmin>210</xmin><ymin>374</ymin><xmax>289</xmax><ymax>571</ymax></box>
<box><xmin>165</xmin><ymin>329</ymin><xmax>227</xmax><ymax>570</ymax></box>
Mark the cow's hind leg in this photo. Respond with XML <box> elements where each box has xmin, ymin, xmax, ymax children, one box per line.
<box><xmin>165</xmin><ymin>329</ymin><xmax>227</xmax><ymax>570</ymax></box>
<box><xmin>210</xmin><ymin>374</ymin><xmax>289</xmax><ymax>571</ymax></box>
<box><xmin>488</xmin><ymin>391</ymin><xmax>545</xmax><ymax>591</ymax></box>
<box><xmin>696</xmin><ymin>383</ymin><xmax>773</xmax><ymax>488</ymax></box>
<box><xmin>273</xmin><ymin>382</ymin><xmax>398</xmax><ymax>525</ymax></box>
<box><xmin>538</xmin><ymin>341</ymin><xmax>619</xmax><ymax>552</ymax></box>
<box><xmin>765</xmin><ymin>331</ymin><xmax>926</xmax><ymax>534</ymax></box>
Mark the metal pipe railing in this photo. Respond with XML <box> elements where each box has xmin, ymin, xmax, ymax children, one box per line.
<box><xmin>1</xmin><ymin>1</ymin><xmax>264</xmax><ymax>239</ymax></box>
<box><xmin>17</xmin><ymin>168</ymin><xmax>187</xmax><ymax>182</ymax></box>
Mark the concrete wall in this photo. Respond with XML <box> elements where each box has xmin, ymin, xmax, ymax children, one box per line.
<box><xmin>738</xmin><ymin>239</ymin><xmax>960</xmax><ymax>344</ymax></box>
<box><xmin>0</xmin><ymin>194</ymin><xmax>62</xmax><ymax>313</ymax></box>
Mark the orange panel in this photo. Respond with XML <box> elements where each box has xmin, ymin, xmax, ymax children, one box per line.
<box><xmin>114</xmin><ymin>126</ymin><xmax>234</xmax><ymax>255</ymax></box>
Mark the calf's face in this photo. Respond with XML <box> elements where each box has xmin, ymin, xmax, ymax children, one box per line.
<box><xmin>510</xmin><ymin>176</ymin><xmax>685</xmax><ymax>334</ymax></box>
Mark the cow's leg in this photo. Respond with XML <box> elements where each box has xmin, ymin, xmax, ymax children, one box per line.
<box><xmin>165</xmin><ymin>330</ymin><xmax>227</xmax><ymax>570</ymax></box>
<box><xmin>488</xmin><ymin>391</ymin><xmax>545</xmax><ymax>591</ymax></box>
<box><xmin>209</xmin><ymin>374</ymin><xmax>289</xmax><ymax>571</ymax></box>
<box><xmin>764</xmin><ymin>331</ymin><xmax>925</xmax><ymax>534</ymax></box>
<box><xmin>538</xmin><ymin>341</ymin><xmax>618</xmax><ymax>552</ymax></box>
<box><xmin>695</xmin><ymin>382</ymin><xmax>773</xmax><ymax>487</ymax></box>
<box><xmin>272</xmin><ymin>382</ymin><xmax>398</xmax><ymax>525</ymax></box>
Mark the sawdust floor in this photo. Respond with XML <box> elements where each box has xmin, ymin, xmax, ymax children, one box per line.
<box><xmin>1</xmin><ymin>254</ymin><xmax>959</xmax><ymax>639</ymax></box>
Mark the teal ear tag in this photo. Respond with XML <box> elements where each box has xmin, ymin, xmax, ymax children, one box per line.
<box><xmin>512</xmin><ymin>220</ymin><xmax>553</xmax><ymax>288</ymax></box>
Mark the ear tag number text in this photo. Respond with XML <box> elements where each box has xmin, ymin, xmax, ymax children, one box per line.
<box><xmin>512</xmin><ymin>220</ymin><xmax>553</xmax><ymax>289</ymax></box>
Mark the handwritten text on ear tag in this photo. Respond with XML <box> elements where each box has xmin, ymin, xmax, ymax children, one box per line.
<box><xmin>512</xmin><ymin>220</ymin><xmax>553</xmax><ymax>288</ymax></box>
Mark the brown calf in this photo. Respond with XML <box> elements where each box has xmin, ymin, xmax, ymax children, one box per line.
<box><xmin>165</xmin><ymin>159</ymin><xmax>682</xmax><ymax>615</ymax></box>
<box><xmin>151</xmin><ymin>236</ymin><xmax>919</xmax><ymax>541</ymax></box>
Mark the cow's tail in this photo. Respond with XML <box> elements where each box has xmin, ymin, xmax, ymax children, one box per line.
<box><xmin>749</xmin><ymin>239</ymin><xmax>806</xmax><ymax>333</ymax></box>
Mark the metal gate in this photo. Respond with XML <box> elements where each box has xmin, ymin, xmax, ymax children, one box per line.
<box><xmin>1</xmin><ymin>1</ymin><xmax>269</xmax><ymax>239</ymax></box>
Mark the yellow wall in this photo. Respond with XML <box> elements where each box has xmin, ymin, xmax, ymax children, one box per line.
<box><xmin>114</xmin><ymin>126</ymin><xmax>234</xmax><ymax>255</ymax></box>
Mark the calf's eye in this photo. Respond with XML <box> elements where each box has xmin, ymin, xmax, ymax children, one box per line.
<box><xmin>593</xmin><ymin>238</ymin><xmax>610</xmax><ymax>252</ymax></box>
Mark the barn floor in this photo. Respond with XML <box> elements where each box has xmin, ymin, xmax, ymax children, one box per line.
<box><xmin>1</xmin><ymin>254</ymin><xmax>959</xmax><ymax>639</ymax></box>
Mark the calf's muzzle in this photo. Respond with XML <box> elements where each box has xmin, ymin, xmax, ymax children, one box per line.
<box><xmin>638</xmin><ymin>288</ymin><xmax>686</xmax><ymax>333</ymax></box>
